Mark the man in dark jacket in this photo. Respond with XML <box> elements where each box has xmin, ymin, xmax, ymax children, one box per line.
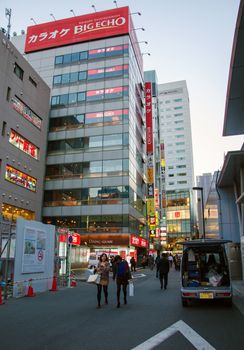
<box><xmin>158</xmin><ymin>253</ymin><xmax>170</xmax><ymax>290</ymax></box>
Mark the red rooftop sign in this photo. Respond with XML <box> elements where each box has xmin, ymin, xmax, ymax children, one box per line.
<box><xmin>25</xmin><ymin>7</ymin><xmax>129</xmax><ymax>53</ymax></box>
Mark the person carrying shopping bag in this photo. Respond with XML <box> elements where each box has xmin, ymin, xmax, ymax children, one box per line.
<box><xmin>113</xmin><ymin>255</ymin><xmax>132</xmax><ymax>308</ymax></box>
<box><xmin>95</xmin><ymin>253</ymin><xmax>110</xmax><ymax>308</ymax></box>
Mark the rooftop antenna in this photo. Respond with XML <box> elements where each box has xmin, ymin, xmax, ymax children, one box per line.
<box><xmin>70</xmin><ymin>9</ymin><xmax>76</xmax><ymax>17</ymax></box>
<box><xmin>91</xmin><ymin>5</ymin><xmax>96</xmax><ymax>12</ymax></box>
<box><xmin>30</xmin><ymin>18</ymin><xmax>37</xmax><ymax>25</ymax></box>
<box><xmin>130</xmin><ymin>12</ymin><xmax>141</xmax><ymax>16</ymax></box>
<box><xmin>113</xmin><ymin>1</ymin><xmax>118</xmax><ymax>8</ymax></box>
<box><xmin>50</xmin><ymin>13</ymin><xmax>56</xmax><ymax>21</ymax></box>
<box><xmin>5</xmin><ymin>8</ymin><xmax>11</xmax><ymax>39</ymax></box>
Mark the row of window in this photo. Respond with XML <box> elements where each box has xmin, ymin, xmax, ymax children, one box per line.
<box><xmin>44</xmin><ymin>186</ymin><xmax>129</xmax><ymax>206</ymax></box>
<box><xmin>168</xmin><ymin>173</ymin><xmax>187</xmax><ymax>177</ymax></box>
<box><xmin>43</xmin><ymin>213</ymin><xmax>143</xmax><ymax>234</ymax></box>
<box><xmin>54</xmin><ymin>44</ymin><xmax>129</xmax><ymax>66</ymax></box>
<box><xmin>168</xmin><ymin>180</ymin><xmax>188</xmax><ymax>185</ymax></box>
<box><xmin>51</xmin><ymin>86</ymin><xmax>129</xmax><ymax>107</ymax></box>
<box><xmin>168</xmin><ymin>165</ymin><xmax>186</xmax><ymax>169</ymax></box>
<box><xmin>45</xmin><ymin>159</ymin><xmax>129</xmax><ymax>180</ymax></box>
<box><xmin>47</xmin><ymin>133</ymin><xmax>129</xmax><ymax>154</ymax></box>
<box><xmin>53</xmin><ymin>65</ymin><xmax>129</xmax><ymax>86</ymax></box>
<box><xmin>49</xmin><ymin>109</ymin><xmax>129</xmax><ymax>131</ymax></box>
<box><xmin>13</xmin><ymin>63</ymin><xmax>37</xmax><ymax>87</ymax></box>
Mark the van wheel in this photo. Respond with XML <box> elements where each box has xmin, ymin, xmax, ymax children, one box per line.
<box><xmin>182</xmin><ymin>298</ymin><xmax>188</xmax><ymax>307</ymax></box>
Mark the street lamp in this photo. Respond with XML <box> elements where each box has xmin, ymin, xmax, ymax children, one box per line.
<box><xmin>192</xmin><ymin>187</ymin><xmax>205</xmax><ymax>239</ymax></box>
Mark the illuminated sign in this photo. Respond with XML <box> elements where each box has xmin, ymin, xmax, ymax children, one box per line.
<box><xmin>25</xmin><ymin>7</ymin><xmax>129</xmax><ymax>53</ymax></box>
<box><xmin>5</xmin><ymin>165</ymin><xmax>37</xmax><ymax>192</ymax></box>
<box><xmin>147</xmin><ymin>198</ymin><xmax>155</xmax><ymax>216</ymax></box>
<box><xmin>9</xmin><ymin>130</ymin><xmax>39</xmax><ymax>160</ymax></box>
<box><xmin>130</xmin><ymin>235</ymin><xmax>148</xmax><ymax>248</ymax></box>
<box><xmin>12</xmin><ymin>96</ymin><xmax>42</xmax><ymax>129</ymax></box>
<box><xmin>145</xmin><ymin>82</ymin><xmax>153</xmax><ymax>153</ymax></box>
<box><xmin>154</xmin><ymin>188</ymin><xmax>159</xmax><ymax>209</ymax></box>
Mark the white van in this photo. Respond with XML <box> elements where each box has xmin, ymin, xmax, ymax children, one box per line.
<box><xmin>179</xmin><ymin>239</ymin><xmax>232</xmax><ymax>307</ymax></box>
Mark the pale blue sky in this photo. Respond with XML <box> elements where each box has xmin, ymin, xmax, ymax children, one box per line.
<box><xmin>1</xmin><ymin>0</ymin><xmax>243</xmax><ymax>177</ymax></box>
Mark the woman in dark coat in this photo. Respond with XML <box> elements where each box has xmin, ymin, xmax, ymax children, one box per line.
<box><xmin>113</xmin><ymin>255</ymin><xmax>132</xmax><ymax>308</ymax></box>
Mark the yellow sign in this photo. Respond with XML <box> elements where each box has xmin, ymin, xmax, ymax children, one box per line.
<box><xmin>147</xmin><ymin>199</ymin><xmax>155</xmax><ymax>216</ymax></box>
<box><xmin>161</xmin><ymin>159</ymin><xmax>165</xmax><ymax>167</ymax></box>
<box><xmin>147</xmin><ymin>168</ymin><xmax>154</xmax><ymax>183</ymax></box>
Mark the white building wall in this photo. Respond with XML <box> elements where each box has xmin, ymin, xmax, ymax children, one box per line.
<box><xmin>158</xmin><ymin>80</ymin><xmax>194</xmax><ymax>191</ymax></box>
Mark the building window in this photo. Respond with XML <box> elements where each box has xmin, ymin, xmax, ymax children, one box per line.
<box><xmin>14</xmin><ymin>63</ymin><xmax>24</xmax><ymax>80</ymax></box>
<box><xmin>177</xmin><ymin>180</ymin><xmax>187</xmax><ymax>184</ymax></box>
<box><xmin>174</xmin><ymin>106</ymin><xmax>183</xmax><ymax>110</ymax></box>
<box><xmin>29</xmin><ymin>76</ymin><xmax>37</xmax><ymax>87</ymax></box>
<box><xmin>177</xmin><ymin>173</ymin><xmax>187</xmax><ymax>176</ymax></box>
<box><xmin>176</xmin><ymin>165</ymin><xmax>186</xmax><ymax>169</ymax></box>
<box><xmin>174</xmin><ymin>98</ymin><xmax>182</xmax><ymax>102</ymax></box>
<box><xmin>6</xmin><ymin>87</ymin><xmax>11</xmax><ymax>101</ymax></box>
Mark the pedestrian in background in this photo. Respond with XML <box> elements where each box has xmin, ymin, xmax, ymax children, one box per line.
<box><xmin>95</xmin><ymin>253</ymin><xmax>110</xmax><ymax>308</ymax></box>
<box><xmin>155</xmin><ymin>253</ymin><xmax>161</xmax><ymax>278</ymax></box>
<box><xmin>148</xmin><ymin>255</ymin><xmax>154</xmax><ymax>270</ymax></box>
<box><xmin>168</xmin><ymin>253</ymin><xmax>173</xmax><ymax>268</ymax></box>
<box><xmin>113</xmin><ymin>255</ymin><xmax>132</xmax><ymax>308</ymax></box>
<box><xmin>158</xmin><ymin>253</ymin><xmax>170</xmax><ymax>290</ymax></box>
<box><xmin>130</xmin><ymin>256</ymin><xmax>136</xmax><ymax>272</ymax></box>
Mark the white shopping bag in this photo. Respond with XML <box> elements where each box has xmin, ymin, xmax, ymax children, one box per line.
<box><xmin>129</xmin><ymin>281</ymin><xmax>134</xmax><ymax>297</ymax></box>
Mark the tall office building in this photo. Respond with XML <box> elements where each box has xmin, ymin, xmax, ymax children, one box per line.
<box><xmin>158</xmin><ymin>81</ymin><xmax>195</xmax><ymax>246</ymax></box>
<box><xmin>14</xmin><ymin>7</ymin><xmax>147</xmax><ymax>260</ymax></box>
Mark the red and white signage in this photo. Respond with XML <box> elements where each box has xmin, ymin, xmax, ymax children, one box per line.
<box><xmin>145</xmin><ymin>82</ymin><xmax>153</xmax><ymax>153</ymax></box>
<box><xmin>9</xmin><ymin>130</ymin><xmax>39</xmax><ymax>160</ymax></box>
<box><xmin>130</xmin><ymin>235</ymin><xmax>148</xmax><ymax>248</ymax></box>
<box><xmin>25</xmin><ymin>7</ymin><xmax>129</xmax><ymax>53</ymax></box>
<box><xmin>59</xmin><ymin>232</ymin><xmax>81</xmax><ymax>246</ymax></box>
<box><xmin>12</xmin><ymin>96</ymin><xmax>42</xmax><ymax>129</ymax></box>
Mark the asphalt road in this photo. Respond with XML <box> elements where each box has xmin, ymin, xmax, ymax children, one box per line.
<box><xmin>0</xmin><ymin>268</ymin><xmax>244</xmax><ymax>350</ymax></box>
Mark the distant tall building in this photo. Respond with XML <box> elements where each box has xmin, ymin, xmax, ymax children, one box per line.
<box><xmin>158</xmin><ymin>81</ymin><xmax>195</xmax><ymax>246</ymax></box>
<box><xmin>158</xmin><ymin>81</ymin><xmax>194</xmax><ymax>190</ymax></box>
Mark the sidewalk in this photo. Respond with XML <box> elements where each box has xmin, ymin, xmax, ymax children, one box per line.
<box><xmin>232</xmin><ymin>280</ymin><xmax>244</xmax><ymax>315</ymax></box>
<box><xmin>232</xmin><ymin>280</ymin><xmax>244</xmax><ymax>297</ymax></box>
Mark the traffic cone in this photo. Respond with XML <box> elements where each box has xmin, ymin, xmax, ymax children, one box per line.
<box><xmin>50</xmin><ymin>275</ymin><xmax>58</xmax><ymax>292</ymax></box>
<box><xmin>71</xmin><ymin>273</ymin><xmax>77</xmax><ymax>288</ymax></box>
<box><xmin>0</xmin><ymin>284</ymin><xmax>5</xmax><ymax>305</ymax></box>
<box><xmin>26</xmin><ymin>279</ymin><xmax>35</xmax><ymax>297</ymax></box>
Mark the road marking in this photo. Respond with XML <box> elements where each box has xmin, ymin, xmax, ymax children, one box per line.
<box><xmin>132</xmin><ymin>273</ymin><xmax>146</xmax><ymax>278</ymax></box>
<box><xmin>131</xmin><ymin>320</ymin><xmax>215</xmax><ymax>350</ymax></box>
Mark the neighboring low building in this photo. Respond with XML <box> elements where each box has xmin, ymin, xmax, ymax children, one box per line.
<box><xmin>0</xmin><ymin>30</ymin><xmax>50</xmax><ymax>223</ymax></box>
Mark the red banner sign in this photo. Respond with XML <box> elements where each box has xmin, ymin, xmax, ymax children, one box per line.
<box><xmin>145</xmin><ymin>82</ymin><xmax>153</xmax><ymax>153</ymax></box>
<box><xmin>59</xmin><ymin>232</ymin><xmax>81</xmax><ymax>246</ymax></box>
<box><xmin>130</xmin><ymin>235</ymin><xmax>148</xmax><ymax>248</ymax></box>
<box><xmin>25</xmin><ymin>7</ymin><xmax>129</xmax><ymax>53</ymax></box>
<box><xmin>9</xmin><ymin>130</ymin><xmax>39</xmax><ymax>159</ymax></box>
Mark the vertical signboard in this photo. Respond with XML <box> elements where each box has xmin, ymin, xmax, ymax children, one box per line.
<box><xmin>145</xmin><ymin>82</ymin><xmax>155</xmax><ymax>237</ymax></box>
<box><xmin>145</xmin><ymin>82</ymin><xmax>153</xmax><ymax>153</ymax></box>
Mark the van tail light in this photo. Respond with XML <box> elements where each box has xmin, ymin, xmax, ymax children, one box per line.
<box><xmin>216</xmin><ymin>292</ymin><xmax>232</xmax><ymax>297</ymax></box>
<box><xmin>182</xmin><ymin>292</ymin><xmax>197</xmax><ymax>297</ymax></box>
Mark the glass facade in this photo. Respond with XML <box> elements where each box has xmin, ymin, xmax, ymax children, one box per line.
<box><xmin>43</xmin><ymin>37</ymin><xmax>146</xmax><ymax>237</ymax></box>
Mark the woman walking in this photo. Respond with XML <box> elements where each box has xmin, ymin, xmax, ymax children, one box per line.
<box><xmin>96</xmin><ymin>253</ymin><xmax>110</xmax><ymax>308</ymax></box>
<box><xmin>113</xmin><ymin>255</ymin><xmax>131</xmax><ymax>308</ymax></box>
